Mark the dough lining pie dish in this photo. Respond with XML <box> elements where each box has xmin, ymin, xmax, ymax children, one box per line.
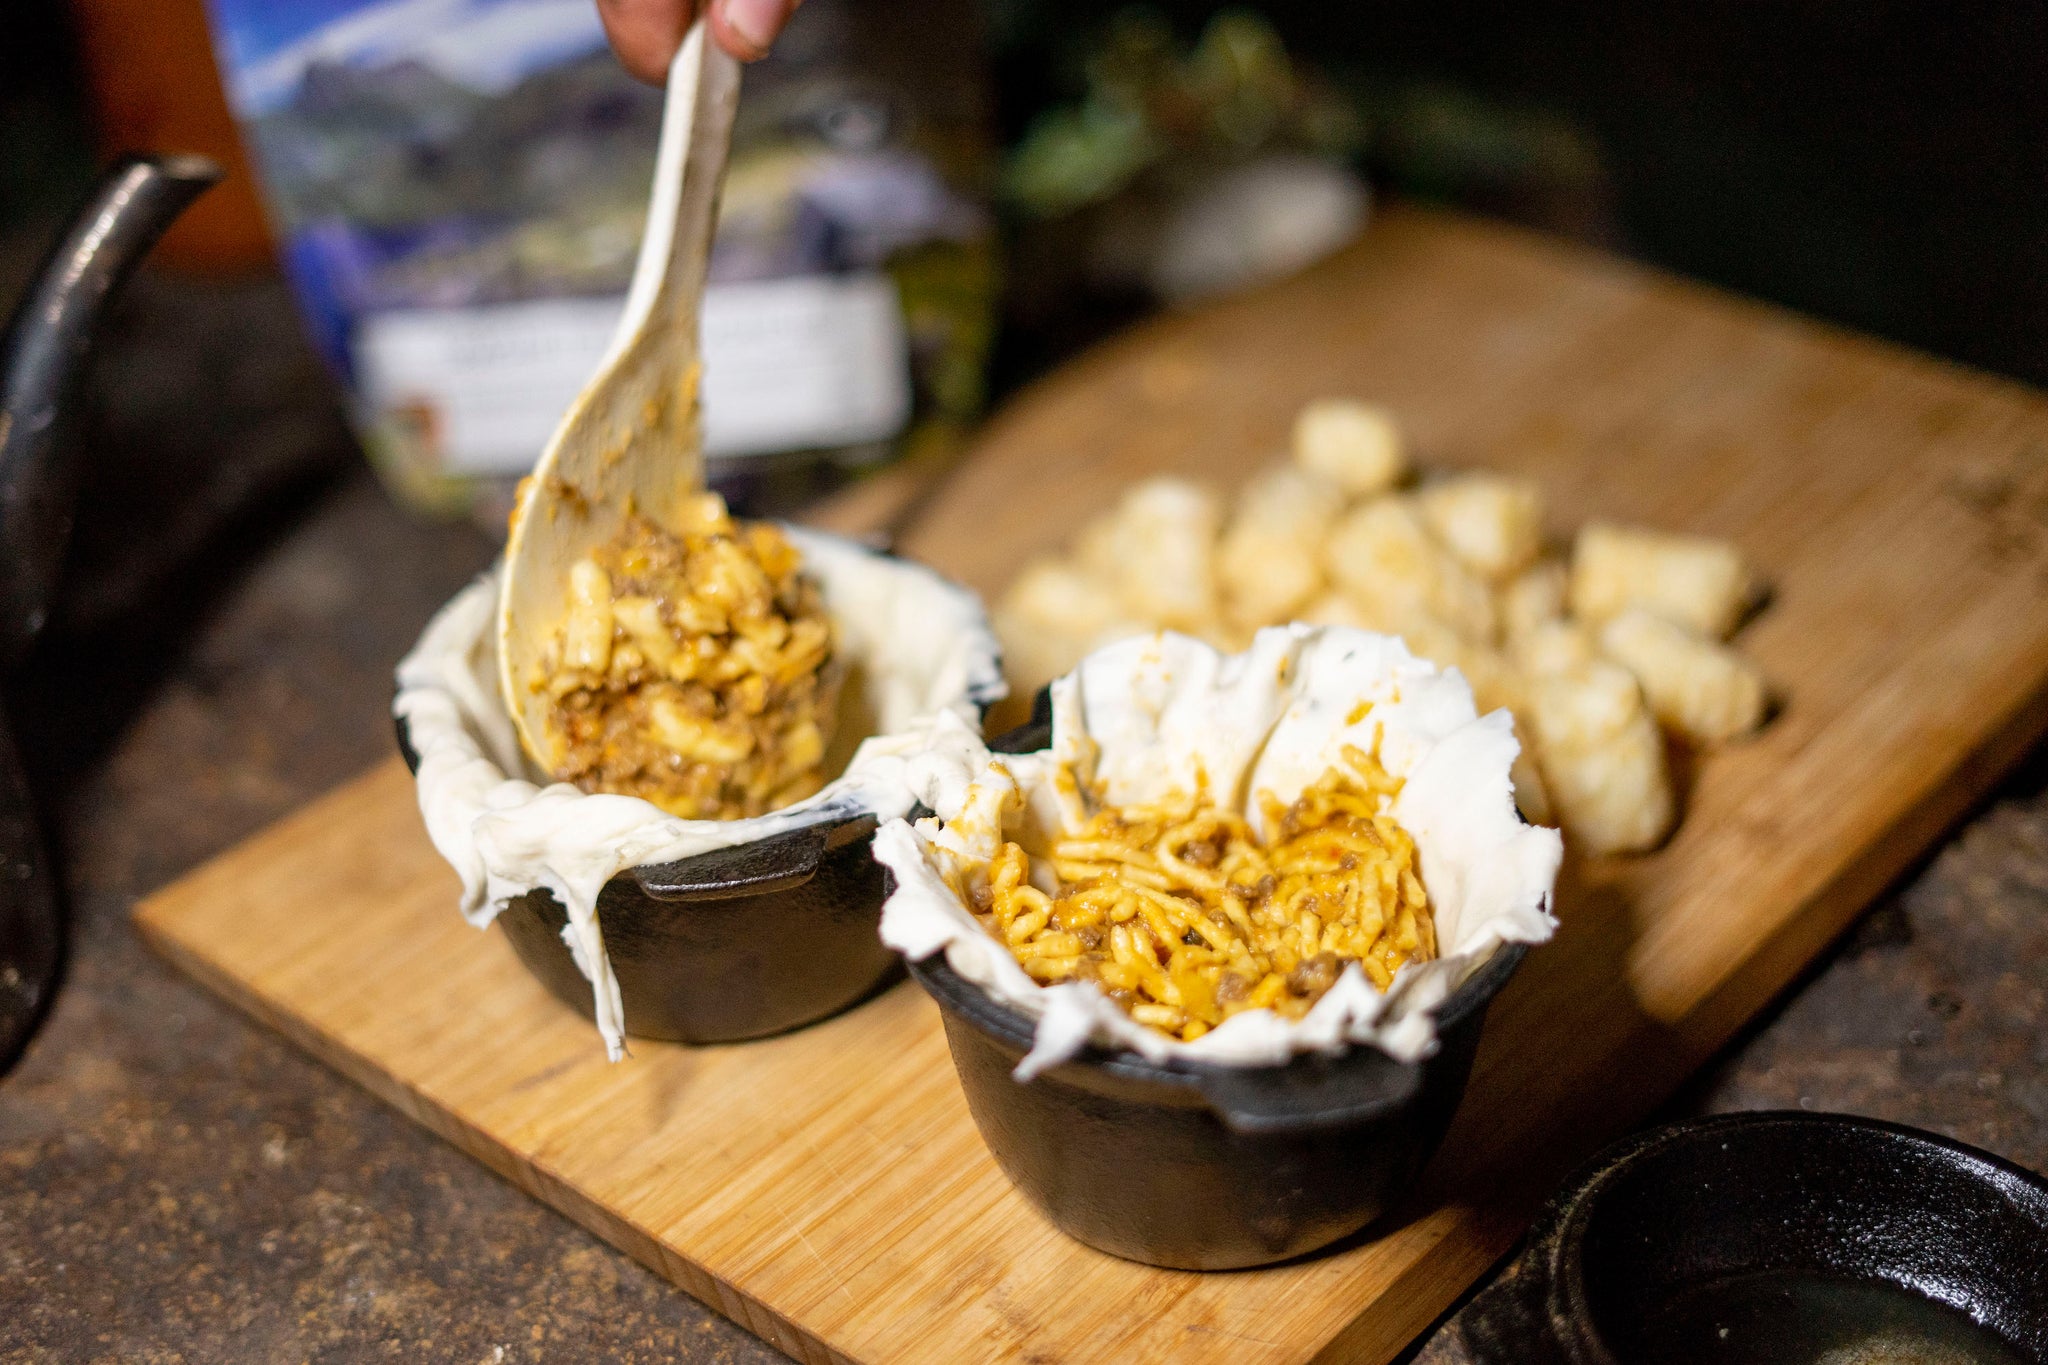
<box><xmin>396</xmin><ymin>524</ymin><xmax>1004</xmax><ymax>1053</ymax></box>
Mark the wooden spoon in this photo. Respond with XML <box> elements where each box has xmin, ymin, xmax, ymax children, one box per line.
<box><xmin>496</xmin><ymin>21</ymin><xmax>742</xmax><ymax>773</ymax></box>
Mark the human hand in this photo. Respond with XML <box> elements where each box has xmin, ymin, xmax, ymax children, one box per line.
<box><xmin>596</xmin><ymin>0</ymin><xmax>802</xmax><ymax>81</ymax></box>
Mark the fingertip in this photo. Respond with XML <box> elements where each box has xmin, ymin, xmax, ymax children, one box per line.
<box><xmin>711</xmin><ymin>0</ymin><xmax>794</xmax><ymax>62</ymax></box>
<box><xmin>619</xmin><ymin>48</ymin><xmax>673</xmax><ymax>84</ymax></box>
<box><xmin>596</xmin><ymin>0</ymin><xmax>694</xmax><ymax>84</ymax></box>
<box><xmin>708</xmin><ymin>9</ymin><xmax>769</xmax><ymax>63</ymax></box>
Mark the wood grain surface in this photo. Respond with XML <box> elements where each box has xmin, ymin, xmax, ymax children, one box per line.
<box><xmin>136</xmin><ymin>206</ymin><xmax>2048</xmax><ymax>1364</ymax></box>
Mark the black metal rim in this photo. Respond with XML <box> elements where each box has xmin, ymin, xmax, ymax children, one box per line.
<box><xmin>922</xmin><ymin>690</ymin><xmax>1533</xmax><ymax>1097</ymax></box>
<box><xmin>391</xmin><ymin>524</ymin><xmax>1003</xmax><ymax>906</ymax></box>
<box><xmin>907</xmin><ymin>938</ymin><xmax>1527</xmax><ymax>1087</ymax></box>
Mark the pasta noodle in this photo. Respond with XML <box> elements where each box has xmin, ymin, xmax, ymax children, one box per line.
<box><xmin>541</xmin><ymin>494</ymin><xmax>839</xmax><ymax>820</ymax></box>
<box><xmin>972</xmin><ymin>744</ymin><xmax>1436</xmax><ymax>1042</ymax></box>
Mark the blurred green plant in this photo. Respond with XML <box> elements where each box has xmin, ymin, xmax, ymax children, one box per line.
<box><xmin>1000</xmin><ymin>6</ymin><xmax>1607</xmax><ymax>222</ymax></box>
<box><xmin>1003</xmin><ymin>9</ymin><xmax>1363</xmax><ymax>218</ymax></box>
<box><xmin>1368</xmin><ymin>81</ymin><xmax>1606</xmax><ymax>200</ymax></box>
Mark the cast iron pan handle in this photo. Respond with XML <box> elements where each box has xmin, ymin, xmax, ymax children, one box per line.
<box><xmin>1189</xmin><ymin>1046</ymin><xmax>1425</xmax><ymax>1135</ymax></box>
<box><xmin>989</xmin><ymin>688</ymin><xmax>1051</xmax><ymax>754</ymax></box>
<box><xmin>395</xmin><ymin>712</ymin><xmax>421</xmax><ymax>774</ymax></box>
<box><xmin>630</xmin><ymin>813</ymin><xmax>878</xmax><ymax>901</ymax></box>
<box><xmin>0</xmin><ymin>154</ymin><xmax>222</xmax><ymax>671</ymax></box>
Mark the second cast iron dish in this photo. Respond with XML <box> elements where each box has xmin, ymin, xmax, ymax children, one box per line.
<box><xmin>1433</xmin><ymin>1110</ymin><xmax>2048</xmax><ymax>1364</ymax></box>
<box><xmin>902</xmin><ymin>708</ymin><xmax>1530</xmax><ymax>1271</ymax></box>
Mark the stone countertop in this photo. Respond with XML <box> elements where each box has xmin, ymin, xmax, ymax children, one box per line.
<box><xmin>0</xmin><ymin>463</ymin><xmax>794</xmax><ymax>1365</ymax></box>
<box><xmin>1</xmin><ymin>279</ymin><xmax>2044</xmax><ymax>1365</ymax></box>
<box><xmin>0</xmin><ymin>273</ymin><xmax>792</xmax><ymax>1365</ymax></box>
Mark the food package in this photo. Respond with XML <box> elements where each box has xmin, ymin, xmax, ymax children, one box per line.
<box><xmin>203</xmin><ymin>0</ymin><xmax>999</xmax><ymax>527</ymax></box>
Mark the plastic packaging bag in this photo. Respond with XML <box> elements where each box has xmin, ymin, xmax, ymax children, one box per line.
<box><xmin>204</xmin><ymin>0</ymin><xmax>998</xmax><ymax>527</ymax></box>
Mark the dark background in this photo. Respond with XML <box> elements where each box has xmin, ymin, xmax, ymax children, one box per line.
<box><xmin>7</xmin><ymin>1</ymin><xmax>2048</xmax><ymax>384</ymax></box>
<box><xmin>982</xmin><ymin>0</ymin><xmax>2048</xmax><ymax>388</ymax></box>
<box><xmin>0</xmin><ymin>4</ymin><xmax>97</xmax><ymax>245</ymax></box>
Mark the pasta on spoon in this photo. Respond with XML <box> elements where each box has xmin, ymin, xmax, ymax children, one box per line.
<box><xmin>540</xmin><ymin>495</ymin><xmax>839</xmax><ymax>820</ymax></box>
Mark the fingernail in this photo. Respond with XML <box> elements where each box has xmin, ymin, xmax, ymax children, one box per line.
<box><xmin>720</xmin><ymin>0</ymin><xmax>782</xmax><ymax>56</ymax></box>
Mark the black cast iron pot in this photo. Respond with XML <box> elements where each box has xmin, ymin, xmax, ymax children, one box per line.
<box><xmin>908</xmin><ymin>699</ymin><xmax>1528</xmax><ymax>1268</ymax></box>
<box><xmin>908</xmin><ymin>944</ymin><xmax>1524</xmax><ymax>1270</ymax></box>
<box><xmin>1439</xmin><ymin>1111</ymin><xmax>2048</xmax><ymax>1364</ymax></box>
<box><xmin>397</xmin><ymin>715</ymin><xmax>903</xmax><ymax>1044</ymax></box>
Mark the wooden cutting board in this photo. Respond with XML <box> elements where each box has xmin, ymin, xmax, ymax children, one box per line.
<box><xmin>136</xmin><ymin>206</ymin><xmax>2048</xmax><ymax>1365</ymax></box>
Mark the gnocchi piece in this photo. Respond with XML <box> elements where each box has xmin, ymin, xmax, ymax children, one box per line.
<box><xmin>1525</xmin><ymin>659</ymin><xmax>1676</xmax><ymax>855</ymax></box>
<box><xmin>1301</xmin><ymin>589</ymin><xmax>1416</xmax><ymax>640</ymax></box>
<box><xmin>1292</xmin><ymin>399</ymin><xmax>1409</xmax><ymax>497</ymax></box>
<box><xmin>996</xmin><ymin>611</ymin><xmax>1154</xmax><ymax>699</ymax></box>
<box><xmin>1219</xmin><ymin>467</ymin><xmax>1344</xmax><ymax>627</ymax></box>
<box><xmin>999</xmin><ymin>557</ymin><xmax>1137</xmax><ymax>641</ymax></box>
<box><xmin>1418</xmin><ymin>474</ymin><xmax>1546</xmax><ymax>582</ymax></box>
<box><xmin>994</xmin><ymin>613</ymin><xmax>1092</xmax><ymax>700</ymax></box>
<box><xmin>1075</xmin><ymin>476</ymin><xmax>1222</xmax><ymax>629</ymax></box>
<box><xmin>1499</xmin><ymin>559</ymin><xmax>1569</xmax><ymax>641</ymax></box>
<box><xmin>995</xmin><ymin>557</ymin><xmax>1148</xmax><ymax>697</ymax></box>
<box><xmin>1570</xmin><ymin>522</ymin><xmax>1754</xmax><ymax>639</ymax></box>
<box><xmin>1597</xmin><ymin>607</ymin><xmax>1768</xmax><ymax>745</ymax></box>
<box><xmin>1299</xmin><ymin>592</ymin><xmax>1368</xmax><ymax>628</ymax></box>
<box><xmin>1324</xmin><ymin>496</ymin><xmax>1497</xmax><ymax>645</ymax></box>
<box><xmin>1510</xmin><ymin>619</ymin><xmax>1596</xmax><ymax>678</ymax></box>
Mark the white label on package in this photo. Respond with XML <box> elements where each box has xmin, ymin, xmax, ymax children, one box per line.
<box><xmin>355</xmin><ymin>273</ymin><xmax>911</xmax><ymax>474</ymax></box>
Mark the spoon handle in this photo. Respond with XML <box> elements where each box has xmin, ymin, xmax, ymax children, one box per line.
<box><xmin>607</xmin><ymin>21</ymin><xmax>743</xmax><ymax>367</ymax></box>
